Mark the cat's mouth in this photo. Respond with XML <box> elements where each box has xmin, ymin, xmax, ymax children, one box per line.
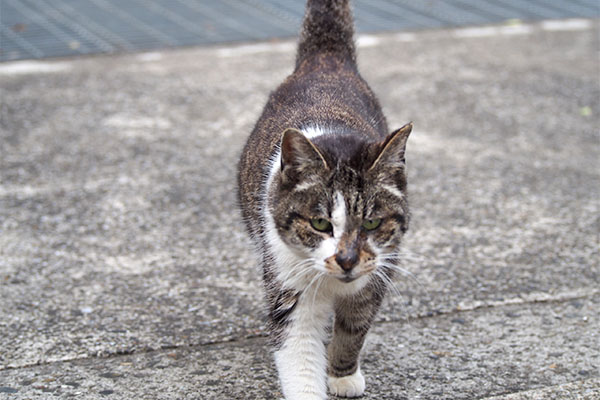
<box><xmin>332</xmin><ymin>264</ymin><xmax>376</xmax><ymax>283</ymax></box>
<box><xmin>338</xmin><ymin>274</ymin><xmax>358</xmax><ymax>283</ymax></box>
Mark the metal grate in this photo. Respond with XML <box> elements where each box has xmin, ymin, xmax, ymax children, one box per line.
<box><xmin>1</xmin><ymin>0</ymin><xmax>598</xmax><ymax>62</ymax></box>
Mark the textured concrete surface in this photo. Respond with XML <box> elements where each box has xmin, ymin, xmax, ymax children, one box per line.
<box><xmin>1</xmin><ymin>19</ymin><xmax>599</xmax><ymax>399</ymax></box>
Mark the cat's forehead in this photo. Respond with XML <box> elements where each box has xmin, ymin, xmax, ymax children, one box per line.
<box><xmin>313</xmin><ymin>133</ymin><xmax>376</xmax><ymax>172</ymax></box>
<box><xmin>307</xmin><ymin>177</ymin><xmax>373</xmax><ymax>217</ymax></box>
<box><xmin>334</xmin><ymin>170</ymin><xmax>405</xmax><ymax>215</ymax></box>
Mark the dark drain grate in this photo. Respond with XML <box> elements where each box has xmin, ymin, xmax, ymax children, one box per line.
<box><xmin>1</xmin><ymin>0</ymin><xmax>598</xmax><ymax>61</ymax></box>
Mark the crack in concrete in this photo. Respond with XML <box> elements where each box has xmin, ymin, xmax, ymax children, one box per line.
<box><xmin>2</xmin><ymin>289</ymin><xmax>596</xmax><ymax>373</ymax></box>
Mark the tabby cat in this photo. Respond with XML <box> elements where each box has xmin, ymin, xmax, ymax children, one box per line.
<box><xmin>238</xmin><ymin>0</ymin><xmax>412</xmax><ymax>398</ymax></box>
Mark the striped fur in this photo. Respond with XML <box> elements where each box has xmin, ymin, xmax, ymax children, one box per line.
<box><xmin>237</xmin><ymin>0</ymin><xmax>413</xmax><ymax>398</ymax></box>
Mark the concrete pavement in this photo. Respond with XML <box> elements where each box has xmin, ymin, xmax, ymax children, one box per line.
<box><xmin>0</xmin><ymin>19</ymin><xmax>599</xmax><ymax>399</ymax></box>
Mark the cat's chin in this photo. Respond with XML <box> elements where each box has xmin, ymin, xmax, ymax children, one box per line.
<box><xmin>327</xmin><ymin>273</ymin><xmax>370</xmax><ymax>296</ymax></box>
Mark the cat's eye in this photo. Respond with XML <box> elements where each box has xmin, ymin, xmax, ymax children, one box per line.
<box><xmin>362</xmin><ymin>218</ymin><xmax>382</xmax><ymax>231</ymax></box>
<box><xmin>310</xmin><ymin>218</ymin><xmax>332</xmax><ymax>232</ymax></box>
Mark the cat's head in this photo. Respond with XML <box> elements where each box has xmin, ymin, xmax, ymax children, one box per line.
<box><xmin>268</xmin><ymin>123</ymin><xmax>412</xmax><ymax>286</ymax></box>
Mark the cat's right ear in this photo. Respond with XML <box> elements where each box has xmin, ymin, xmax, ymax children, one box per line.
<box><xmin>280</xmin><ymin>128</ymin><xmax>328</xmax><ymax>183</ymax></box>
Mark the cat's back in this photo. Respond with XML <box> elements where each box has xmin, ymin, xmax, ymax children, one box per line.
<box><xmin>237</xmin><ymin>0</ymin><xmax>387</xmax><ymax>237</ymax></box>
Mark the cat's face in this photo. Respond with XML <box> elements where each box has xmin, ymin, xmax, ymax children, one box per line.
<box><xmin>269</xmin><ymin>124</ymin><xmax>411</xmax><ymax>285</ymax></box>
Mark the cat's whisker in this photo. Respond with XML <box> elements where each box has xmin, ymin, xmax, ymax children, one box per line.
<box><xmin>310</xmin><ymin>273</ymin><xmax>327</xmax><ymax>311</ymax></box>
<box><xmin>378</xmin><ymin>256</ymin><xmax>422</xmax><ymax>265</ymax></box>
<box><xmin>374</xmin><ymin>269</ymin><xmax>412</xmax><ymax>325</ymax></box>
<box><xmin>280</xmin><ymin>258</ymin><xmax>314</xmax><ymax>279</ymax></box>
<box><xmin>379</xmin><ymin>263</ymin><xmax>423</xmax><ymax>287</ymax></box>
<box><xmin>373</xmin><ymin>268</ymin><xmax>402</xmax><ymax>298</ymax></box>
<box><xmin>280</xmin><ymin>270</ymin><xmax>311</xmax><ymax>289</ymax></box>
<box><xmin>306</xmin><ymin>269</ymin><xmax>324</xmax><ymax>291</ymax></box>
<box><xmin>378</xmin><ymin>250</ymin><xmax>427</xmax><ymax>265</ymax></box>
<box><xmin>377</xmin><ymin>261</ymin><xmax>423</xmax><ymax>289</ymax></box>
<box><xmin>378</xmin><ymin>251</ymin><xmax>421</xmax><ymax>264</ymax></box>
<box><xmin>302</xmin><ymin>271</ymin><xmax>326</xmax><ymax>309</ymax></box>
<box><xmin>278</xmin><ymin>265</ymin><xmax>304</xmax><ymax>286</ymax></box>
<box><xmin>280</xmin><ymin>266</ymin><xmax>316</xmax><ymax>290</ymax></box>
<box><xmin>377</xmin><ymin>269</ymin><xmax>400</xmax><ymax>295</ymax></box>
<box><xmin>310</xmin><ymin>264</ymin><xmax>328</xmax><ymax>274</ymax></box>
<box><xmin>278</xmin><ymin>258</ymin><xmax>319</xmax><ymax>287</ymax></box>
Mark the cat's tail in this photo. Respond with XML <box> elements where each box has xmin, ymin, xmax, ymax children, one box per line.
<box><xmin>296</xmin><ymin>0</ymin><xmax>356</xmax><ymax>69</ymax></box>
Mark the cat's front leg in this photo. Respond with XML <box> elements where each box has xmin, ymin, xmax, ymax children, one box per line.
<box><xmin>327</xmin><ymin>281</ymin><xmax>385</xmax><ymax>398</ymax></box>
<box><xmin>274</xmin><ymin>294</ymin><xmax>332</xmax><ymax>400</ymax></box>
<box><xmin>327</xmin><ymin>319</ymin><xmax>368</xmax><ymax>398</ymax></box>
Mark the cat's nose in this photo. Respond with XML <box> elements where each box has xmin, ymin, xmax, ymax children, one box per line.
<box><xmin>335</xmin><ymin>250</ymin><xmax>359</xmax><ymax>272</ymax></box>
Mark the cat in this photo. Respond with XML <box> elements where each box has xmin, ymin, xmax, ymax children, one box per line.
<box><xmin>237</xmin><ymin>0</ymin><xmax>412</xmax><ymax>398</ymax></box>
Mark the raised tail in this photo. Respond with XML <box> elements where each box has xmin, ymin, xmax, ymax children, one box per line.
<box><xmin>295</xmin><ymin>0</ymin><xmax>356</xmax><ymax>69</ymax></box>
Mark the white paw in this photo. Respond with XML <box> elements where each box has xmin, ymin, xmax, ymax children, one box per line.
<box><xmin>328</xmin><ymin>367</ymin><xmax>365</xmax><ymax>398</ymax></box>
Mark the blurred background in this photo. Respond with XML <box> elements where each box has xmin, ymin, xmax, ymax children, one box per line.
<box><xmin>1</xmin><ymin>0</ymin><xmax>599</xmax><ymax>62</ymax></box>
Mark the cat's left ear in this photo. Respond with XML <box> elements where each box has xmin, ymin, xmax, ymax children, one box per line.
<box><xmin>369</xmin><ymin>122</ymin><xmax>412</xmax><ymax>171</ymax></box>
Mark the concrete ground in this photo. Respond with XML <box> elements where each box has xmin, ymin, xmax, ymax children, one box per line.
<box><xmin>0</xmin><ymin>19</ymin><xmax>599</xmax><ymax>399</ymax></box>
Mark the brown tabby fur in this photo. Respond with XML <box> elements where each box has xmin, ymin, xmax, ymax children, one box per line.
<box><xmin>238</xmin><ymin>0</ymin><xmax>412</xmax><ymax>397</ymax></box>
